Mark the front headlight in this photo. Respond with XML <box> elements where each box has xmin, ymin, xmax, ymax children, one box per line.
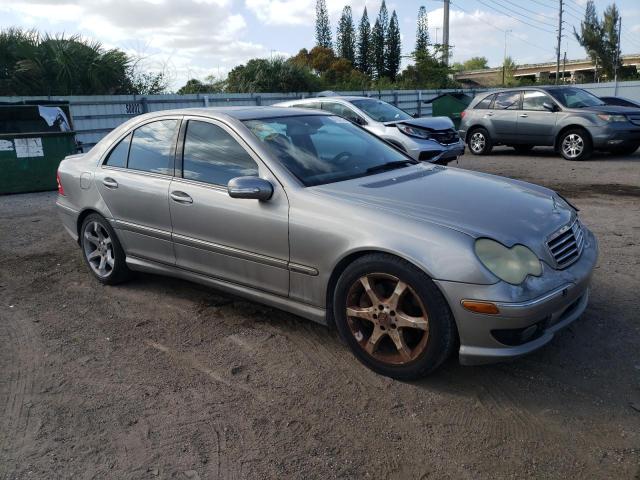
<box><xmin>397</xmin><ymin>123</ymin><xmax>431</xmax><ymax>139</ymax></box>
<box><xmin>596</xmin><ymin>113</ymin><xmax>627</xmax><ymax>122</ymax></box>
<box><xmin>475</xmin><ymin>238</ymin><xmax>542</xmax><ymax>285</ymax></box>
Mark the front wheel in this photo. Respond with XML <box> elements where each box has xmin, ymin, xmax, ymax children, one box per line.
<box><xmin>80</xmin><ymin>213</ymin><xmax>132</xmax><ymax>285</ymax></box>
<box><xmin>558</xmin><ymin>129</ymin><xmax>592</xmax><ymax>161</ymax></box>
<box><xmin>333</xmin><ymin>254</ymin><xmax>456</xmax><ymax>380</ymax></box>
<box><xmin>467</xmin><ymin>128</ymin><xmax>493</xmax><ymax>155</ymax></box>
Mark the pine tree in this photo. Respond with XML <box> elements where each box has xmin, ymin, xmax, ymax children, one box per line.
<box><xmin>371</xmin><ymin>0</ymin><xmax>389</xmax><ymax>78</ymax></box>
<box><xmin>336</xmin><ymin>6</ymin><xmax>356</xmax><ymax>64</ymax></box>
<box><xmin>315</xmin><ymin>0</ymin><xmax>332</xmax><ymax>49</ymax></box>
<box><xmin>356</xmin><ymin>7</ymin><xmax>371</xmax><ymax>74</ymax></box>
<box><xmin>415</xmin><ymin>6</ymin><xmax>429</xmax><ymax>58</ymax></box>
<box><xmin>385</xmin><ymin>11</ymin><xmax>401</xmax><ymax>80</ymax></box>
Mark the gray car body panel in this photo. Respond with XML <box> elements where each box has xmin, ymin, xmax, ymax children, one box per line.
<box><xmin>57</xmin><ymin>106</ymin><xmax>598</xmax><ymax>365</ymax></box>
<box><xmin>459</xmin><ymin>86</ymin><xmax>640</xmax><ymax>149</ymax></box>
<box><xmin>274</xmin><ymin>96</ymin><xmax>465</xmax><ymax>162</ymax></box>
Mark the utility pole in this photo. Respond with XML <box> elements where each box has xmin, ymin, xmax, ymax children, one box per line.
<box><xmin>555</xmin><ymin>0</ymin><xmax>563</xmax><ymax>84</ymax></box>
<box><xmin>614</xmin><ymin>16</ymin><xmax>622</xmax><ymax>93</ymax></box>
<box><xmin>562</xmin><ymin>52</ymin><xmax>567</xmax><ymax>83</ymax></box>
<box><xmin>443</xmin><ymin>0</ymin><xmax>450</xmax><ymax>65</ymax></box>
<box><xmin>502</xmin><ymin>29</ymin><xmax>511</xmax><ymax>86</ymax></box>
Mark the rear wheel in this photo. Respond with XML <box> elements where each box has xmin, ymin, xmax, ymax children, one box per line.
<box><xmin>80</xmin><ymin>213</ymin><xmax>131</xmax><ymax>285</ymax></box>
<box><xmin>558</xmin><ymin>128</ymin><xmax>592</xmax><ymax>161</ymax></box>
<box><xmin>467</xmin><ymin>128</ymin><xmax>493</xmax><ymax>155</ymax></box>
<box><xmin>333</xmin><ymin>254</ymin><xmax>456</xmax><ymax>380</ymax></box>
<box><xmin>513</xmin><ymin>144</ymin><xmax>534</xmax><ymax>154</ymax></box>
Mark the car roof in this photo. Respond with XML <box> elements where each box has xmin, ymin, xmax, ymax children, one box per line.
<box><xmin>129</xmin><ymin>106</ymin><xmax>330</xmax><ymax>122</ymax></box>
<box><xmin>281</xmin><ymin>95</ymin><xmax>375</xmax><ymax>103</ymax></box>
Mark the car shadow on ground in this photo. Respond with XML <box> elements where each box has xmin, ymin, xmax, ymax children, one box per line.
<box><xmin>476</xmin><ymin>146</ymin><xmax>640</xmax><ymax>162</ymax></box>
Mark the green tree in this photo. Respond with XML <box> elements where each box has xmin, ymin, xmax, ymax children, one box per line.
<box><xmin>371</xmin><ymin>1</ymin><xmax>388</xmax><ymax>79</ymax></box>
<box><xmin>415</xmin><ymin>6</ymin><xmax>429</xmax><ymax>57</ymax></box>
<box><xmin>452</xmin><ymin>56</ymin><xmax>489</xmax><ymax>71</ymax></box>
<box><xmin>502</xmin><ymin>55</ymin><xmax>517</xmax><ymax>86</ymax></box>
<box><xmin>336</xmin><ymin>6</ymin><xmax>356</xmax><ymax>64</ymax></box>
<box><xmin>315</xmin><ymin>0</ymin><xmax>332</xmax><ymax>49</ymax></box>
<box><xmin>226</xmin><ymin>57</ymin><xmax>321</xmax><ymax>93</ymax></box>
<box><xmin>385</xmin><ymin>11</ymin><xmax>401</xmax><ymax>81</ymax></box>
<box><xmin>356</xmin><ymin>7</ymin><xmax>371</xmax><ymax>75</ymax></box>
<box><xmin>574</xmin><ymin>1</ymin><xmax>621</xmax><ymax>80</ymax></box>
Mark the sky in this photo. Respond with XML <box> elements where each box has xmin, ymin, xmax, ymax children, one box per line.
<box><xmin>1</xmin><ymin>0</ymin><xmax>640</xmax><ymax>90</ymax></box>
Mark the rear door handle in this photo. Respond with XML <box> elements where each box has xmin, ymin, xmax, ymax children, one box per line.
<box><xmin>486</xmin><ymin>112</ymin><xmax>494</xmax><ymax>117</ymax></box>
<box><xmin>519</xmin><ymin>113</ymin><xmax>528</xmax><ymax>118</ymax></box>
<box><xmin>170</xmin><ymin>191</ymin><xmax>193</xmax><ymax>204</ymax></box>
<box><xmin>102</xmin><ymin>177</ymin><xmax>118</xmax><ymax>189</ymax></box>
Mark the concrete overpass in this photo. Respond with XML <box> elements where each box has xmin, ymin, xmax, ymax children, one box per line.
<box><xmin>454</xmin><ymin>54</ymin><xmax>640</xmax><ymax>87</ymax></box>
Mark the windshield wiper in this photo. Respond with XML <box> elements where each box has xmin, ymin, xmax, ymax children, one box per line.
<box><xmin>366</xmin><ymin>160</ymin><xmax>416</xmax><ymax>174</ymax></box>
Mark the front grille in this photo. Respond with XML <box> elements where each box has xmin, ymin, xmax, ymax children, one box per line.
<box><xmin>429</xmin><ymin>128</ymin><xmax>460</xmax><ymax>145</ymax></box>
<box><xmin>628</xmin><ymin>114</ymin><xmax>640</xmax><ymax>126</ymax></box>
<box><xmin>546</xmin><ymin>219</ymin><xmax>584</xmax><ymax>268</ymax></box>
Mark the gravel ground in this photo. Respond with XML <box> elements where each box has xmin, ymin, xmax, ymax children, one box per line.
<box><xmin>1</xmin><ymin>147</ymin><xmax>639</xmax><ymax>479</ymax></box>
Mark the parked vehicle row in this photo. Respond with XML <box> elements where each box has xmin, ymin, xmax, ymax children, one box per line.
<box><xmin>57</xmin><ymin>106</ymin><xmax>598</xmax><ymax>379</ymax></box>
<box><xmin>459</xmin><ymin>87</ymin><xmax>640</xmax><ymax>160</ymax></box>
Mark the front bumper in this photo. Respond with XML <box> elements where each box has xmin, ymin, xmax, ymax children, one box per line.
<box><xmin>588</xmin><ymin>123</ymin><xmax>640</xmax><ymax>149</ymax></box>
<box><xmin>403</xmin><ymin>138</ymin><xmax>465</xmax><ymax>164</ymax></box>
<box><xmin>435</xmin><ymin>227</ymin><xmax>598</xmax><ymax>366</ymax></box>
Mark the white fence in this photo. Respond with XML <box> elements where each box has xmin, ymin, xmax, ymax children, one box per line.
<box><xmin>2</xmin><ymin>80</ymin><xmax>639</xmax><ymax>151</ymax></box>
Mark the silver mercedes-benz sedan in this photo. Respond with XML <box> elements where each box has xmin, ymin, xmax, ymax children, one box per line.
<box><xmin>56</xmin><ymin>107</ymin><xmax>598</xmax><ymax>379</ymax></box>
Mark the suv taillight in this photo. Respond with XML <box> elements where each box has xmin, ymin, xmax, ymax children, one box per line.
<box><xmin>56</xmin><ymin>171</ymin><xmax>65</xmax><ymax>196</ymax></box>
<box><xmin>460</xmin><ymin>110</ymin><xmax>467</xmax><ymax>119</ymax></box>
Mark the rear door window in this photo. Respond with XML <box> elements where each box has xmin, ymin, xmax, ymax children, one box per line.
<box><xmin>104</xmin><ymin>133</ymin><xmax>131</xmax><ymax>168</ymax></box>
<box><xmin>493</xmin><ymin>91</ymin><xmax>521</xmax><ymax>110</ymax></box>
<box><xmin>128</xmin><ymin>120</ymin><xmax>179</xmax><ymax>175</ymax></box>
<box><xmin>321</xmin><ymin>102</ymin><xmax>362</xmax><ymax>123</ymax></box>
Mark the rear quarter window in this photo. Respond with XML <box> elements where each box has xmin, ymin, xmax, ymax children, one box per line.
<box><xmin>474</xmin><ymin>94</ymin><xmax>494</xmax><ymax>109</ymax></box>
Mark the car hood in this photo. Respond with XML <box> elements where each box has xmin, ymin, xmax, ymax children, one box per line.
<box><xmin>312</xmin><ymin>164</ymin><xmax>574</xmax><ymax>256</ymax></box>
<box><xmin>383</xmin><ymin>116</ymin><xmax>455</xmax><ymax>130</ymax></box>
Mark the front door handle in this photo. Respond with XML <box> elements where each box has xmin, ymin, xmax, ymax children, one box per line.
<box><xmin>102</xmin><ymin>177</ymin><xmax>118</xmax><ymax>189</ymax></box>
<box><xmin>519</xmin><ymin>113</ymin><xmax>528</xmax><ymax>118</ymax></box>
<box><xmin>170</xmin><ymin>191</ymin><xmax>193</xmax><ymax>204</ymax></box>
<box><xmin>486</xmin><ymin>112</ymin><xmax>494</xmax><ymax>117</ymax></box>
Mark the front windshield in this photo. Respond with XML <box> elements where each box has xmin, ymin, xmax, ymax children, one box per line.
<box><xmin>548</xmin><ymin>88</ymin><xmax>605</xmax><ymax>108</ymax></box>
<box><xmin>350</xmin><ymin>99</ymin><xmax>412</xmax><ymax>122</ymax></box>
<box><xmin>243</xmin><ymin>115</ymin><xmax>415</xmax><ymax>187</ymax></box>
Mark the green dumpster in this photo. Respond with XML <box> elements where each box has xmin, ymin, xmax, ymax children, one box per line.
<box><xmin>0</xmin><ymin>101</ymin><xmax>77</xmax><ymax>195</ymax></box>
<box><xmin>425</xmin><ymin>93</ymin><xmax>473</xmax><ymax>129</ymax></box>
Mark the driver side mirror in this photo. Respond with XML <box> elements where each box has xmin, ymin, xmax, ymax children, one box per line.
<box><xmin>542</xmin><ymin>102</ymin><xmax>557</xmax><ymax>112</ymax></box>
<box><xmin>227</xmin><ymin>176</ymin><xmax>273</xmax><ymax>201</ymax></box>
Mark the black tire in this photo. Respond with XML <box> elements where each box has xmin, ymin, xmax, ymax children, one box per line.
<box><xmin>610</xmin><ymin>144</ymin><xmax>639</xmax><ymax>156</ymax></box>
<box><xmin>80</xmin><ymin>213</ymin><xmax>132</xmax><ymax>285</ymax></box>
<box><xmin>513</xmin><ymin>144</ymin><xmax>534</xmax><ymax>154</ymax></box>
<box><xmin>558</xmin><ymin>128</ymin><xmax>592</xmax><ymax>161</ymax></box>
<box><xmin>333</xmin><ymin>253</ymin><xmax>456</xmax><ymax>380</ymax></box>
<box><xmin>467</xmin><ymin>127</ymin><xmax>493</xmax><ymax>155</ymax></box>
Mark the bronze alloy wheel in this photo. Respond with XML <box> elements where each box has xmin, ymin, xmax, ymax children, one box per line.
<box><xmin>345</xmin><ymin>273</ymin><xmax>430</xmax><ymax>365</ymax></box>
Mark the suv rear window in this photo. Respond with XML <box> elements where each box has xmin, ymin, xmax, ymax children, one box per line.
<box><xmin>474</xmin><ymin>94</ymin><xmax>494</xmax><ymax>109</ymax></box>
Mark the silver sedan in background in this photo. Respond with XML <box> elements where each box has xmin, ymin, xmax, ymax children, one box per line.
<box><xmin>56</xmin><ymin>107</ymin><xmax>597</xmax><ymax>379</ymax></box>
<box><xmin>275</xmin><ymin>96</ymin><xmax>465</xmax><ymax>164</ymax></box>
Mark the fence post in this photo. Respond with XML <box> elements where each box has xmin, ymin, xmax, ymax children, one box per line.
<box><xmin>255</xmin><ymin>95</ymin><xmax>262</xmax><ymax>106</ymax></box>
<box><xmin>393</xmin><ymin>91</ymin><xmax>399</xmax><ymax>106</ymax></box>
<box><xmin>203</xmin><ymin>95</ymin><xmax>209</xmax><ymax>107</ymax></box>
<box><xmin>141</xmin><ymin>97</ymin><xmax>148</xmax><ymax>113</ymax></box>
<box><xmin>417</xmin><ymin>90</ymin><xmax>422</xmax><ymax>117</ymax></box>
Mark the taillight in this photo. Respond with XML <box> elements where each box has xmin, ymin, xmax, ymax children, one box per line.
<box><xmin>56</xmin><ymin>171</ymin><xmax>65</xmax><ymax>196</ymax></box>
<box><xmin>460</xmin><ymin>110</ymin><xmax>467</xmax><ymax>119</ymax></box>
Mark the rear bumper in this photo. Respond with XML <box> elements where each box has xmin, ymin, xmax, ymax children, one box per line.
<box><xmin>435</xmin><ymin>227</ymin><xmax>598</xmax><ymax>366</ymax></box>
<box><xmin>56</xmin><ymin>196</ymin><xmax>80</xmax><ymax>242</ymax></box>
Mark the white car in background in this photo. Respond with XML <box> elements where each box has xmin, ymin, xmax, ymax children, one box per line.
<box><xmin>275</xmin><ymin>96</ymin><xmax>465</xmax><ymax>164</ymax></box>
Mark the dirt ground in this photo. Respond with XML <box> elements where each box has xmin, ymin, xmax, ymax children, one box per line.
<box><xmin>1</xmin><ymin>147</ymin><xmax>640</xmax><ymax>479</ymax></box>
